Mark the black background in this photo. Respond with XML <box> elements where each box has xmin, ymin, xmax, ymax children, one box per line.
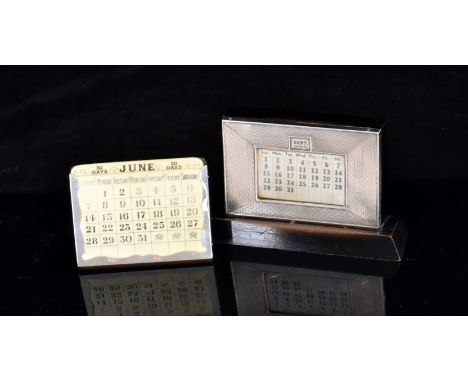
<box><xmin>1</xmin><ymin>67</ymin><xmax>467</xmax><ymax>314</ymax></box>
<box><xmin>1</xmin><ymin>68</ymin><xmax>467</xmax><ymax>192</ymax></box>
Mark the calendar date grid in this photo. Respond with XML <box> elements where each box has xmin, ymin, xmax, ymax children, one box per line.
<box><xmin>255</xmin><ymin>148</ymin><xmax>347</xmax><ymax>208</ymax></box>
<box><xmin>80</xmin><ymin>171</ymin><xmax>204</xmax><ymax>258</ymax></box>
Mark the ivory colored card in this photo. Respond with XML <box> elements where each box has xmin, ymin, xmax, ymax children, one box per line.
<box><xmin>69</xmin><ymin>158</ymin><xmax>212</xmax><ymax>268</ymax></box>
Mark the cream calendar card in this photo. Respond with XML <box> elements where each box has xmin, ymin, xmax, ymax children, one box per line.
<box><xmin>70</xmin><ymin>158</ymin><xmax>212</xmax><ymax>268</ymax></box>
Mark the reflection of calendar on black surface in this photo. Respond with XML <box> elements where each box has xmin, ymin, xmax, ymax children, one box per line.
<box><xmin>256</xmin><ymin>149</ymin><xmax>346</xmax><ymax>207</ymax></box>
<box><xmin>80</xmin><ymin>267</ymin><xmax>220</xmax><ymax>315</ymax></box>
<box><xmin>231</xmin><ymin>261</ymin><xmax>385</xmax><ymax>316</ymax></box>
<box><xmin>263</xmin><ymin>273</ymin><xmax>352</xmax><ymax>315</ymax></box>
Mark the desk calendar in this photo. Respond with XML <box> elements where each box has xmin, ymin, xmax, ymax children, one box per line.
<box><xmin>232</xmin><ymin>261</ymin><xmax>385</xmax><ymax>315</ymax></box>
<box><xmin>223</xmin><ymin>116</ymin><xmax>382</xmax><ymax>228</ymax></box>
<box><xmin>80</xmin><ymin>266</ymin><xmax>220</xmax><ymax>315</ymax></box>
<box><xmin>70</xmin><ymin>158</ymin><xmax>212</xmax><ymax>268</ymax></box>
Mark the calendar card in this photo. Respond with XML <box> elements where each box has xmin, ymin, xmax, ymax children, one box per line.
<box><xmin>70</xmin><ymin>157</ymin><xmax>212</xmax><ymax>267</ymax></box>
<box><xmin>256</xmin><ymin>149</ymin><xmax>346</xmax><ymax>207</ymax></box>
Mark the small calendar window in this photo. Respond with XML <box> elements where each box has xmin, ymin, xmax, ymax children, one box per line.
<box><xmin>256</xmin><ymin>148</ymin><xmax>345</xmax><ymax>207</ymax></box>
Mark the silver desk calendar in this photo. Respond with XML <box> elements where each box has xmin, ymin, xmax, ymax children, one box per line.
<box><xmin>231</xmin><ymin>261</ymin><xmax>385</xmax><ymax>316</ymax></box>
<box><xmin>222</xmin><ymin>116</ymin><xmax>382</xmax><ymax>228</ymax></box>
<box><xmin>80</xmin><ymin>266</ymin><xmax>220</xmax><ymax>315</ymax></box>
<box><xmin>70</xmin><ymin>158</ymin><xmax>212</xmax><ymax>268</ymax></box>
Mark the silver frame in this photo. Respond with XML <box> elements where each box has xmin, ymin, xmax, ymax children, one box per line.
<box><xmin>222</xmin><ymin>117</ymin><xmax>382</xmax><ymax>228</ymax></box>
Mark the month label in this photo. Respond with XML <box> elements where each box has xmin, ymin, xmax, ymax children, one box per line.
<box><xmin>289</xmin><ymin>137</ymin><xmax>311</xmax><ymax>151</ymax></box>
<box><xmin>70</xmin><ymin>158</ymin><xmax>210</xmax><ymax>264</ymax></box>
<box><xmin>256</xmin><ymin>148</ymin><xmax>346</xmax><ymax>206</ymax></box>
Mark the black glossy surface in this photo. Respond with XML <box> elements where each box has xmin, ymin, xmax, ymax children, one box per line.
<box><xmin>0</xmin><ymin>181</ymin><xmax>467</xmax><ymax>315</ymax></box>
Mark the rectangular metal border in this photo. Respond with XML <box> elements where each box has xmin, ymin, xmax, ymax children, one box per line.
<box><xmin>222</xmin><ymin>117</ymin><xmax>381</xmax><ymax>228</ymax></box>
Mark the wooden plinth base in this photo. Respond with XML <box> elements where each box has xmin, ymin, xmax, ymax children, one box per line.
<box><xmin>212</xmin><ymin>216</ymin><xmax>407</xmax><ymax>262</ymax></box>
